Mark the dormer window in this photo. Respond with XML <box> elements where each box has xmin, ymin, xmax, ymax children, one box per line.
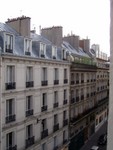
<box><xmin>52</xmin><ymin>46</ymin><xmax>57</xmax><ymax>59</ymax></box>
<box><xmin>25</xmin><ymin>39</ymin><xmax>32</xmax><ymax>56</ymax></box>
<box><xmin>5</xmin><ymin>34</ymin><xmax>13</xmax><ymax>53</ymax></box>
<box><xmin>40</xmin><ymin>43</ymin><xmax>46</xmax><ymax>58</ymax></box>
<box><xmin>62</xmin><ymin>48</ymin><xmax>66</xmax><ymax>60</ymax></box>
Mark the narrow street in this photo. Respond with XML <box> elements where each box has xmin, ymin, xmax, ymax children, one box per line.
<box><xmin>80</xmin><ymin>121</ymin><xmax>108</xmax><ymax>150</ymax></box>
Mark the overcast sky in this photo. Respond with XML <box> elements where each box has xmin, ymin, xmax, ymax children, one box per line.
<box><xmin>0</xmin><ymin>0</ymin><xmax>110</xmax><ymax>55</ymax></box>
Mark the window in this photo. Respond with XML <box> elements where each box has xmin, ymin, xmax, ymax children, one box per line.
<box><xmin>54</xmin><ymin>91</ymin><xmax>58</xmax><ymax>103</ymax></box>
<box><xmin>6</xmin><ymin>66</ymin><xmax>15</xmax><ymax>83</ymax></box>
<box><xmin>42</xmin><ymin>119</ymin><xmax>47</xmax><ymax>131</ymax></box>
<box><xmin>41</xmin><ymin>68</ymin><xmax>48</xmax><ymax>86</ymax></box>
<box><xmin>64</xmin><ymin>89</ymin><xmax>67</xmax><ymax>100</ymax></box>
<box><xmin>26</xmin><ymin>96</ymin><xmax>33</xmax><ymax>117</ymax></box>
<box><xmin>54</xmin><ymin>68</ymin><xmax>58</xmax><ymax>80</ymax></box>
<box><xmin>26</xmin><ymin>124</ymin><xmax>34</xmax><ymax>148</ymax></box>
<box><xmin>64</xmin><ymin>69</ymin><xmax>67</xmax><ymax>79</ymax></box>
<box><xmin>6</xmin><ymin>66</ymin><xmax>15</xmax><ymax>89</ymax></box>
<box><xmin>42</xmin><ymin>67</ymin><xmax>47</xmax><ymax>81</ymax></box>
<box><xmin>42</xmin><ymin>93</ymin><xmax>47</xmax><ymax>106</ymax></box>
<box><xmin>41</xmin><ymin>93</ymin><xmax>47</xmax><ymax>112</ymax></box>
<box><xmin>54</xmin><ymin>114</ymin><xmax>58</xmax><ymax>125</ymax></box>
<box><xmin>54</xmin><ymin>136</ymin><xmax>57</xmax><ymax>148</ymax></box>
<box><xmin>42</xmin><ymin>143</ymin><xmax>46</xmax><ymax>150</ymax></box>
<box><xmin>62</xmin><ymin>48</ymin><xmax>66</xmax><ymax>60</ymax></box>
<box><xmin>64</xmin><ymin>69</ymin><xmax>68</xmax><ymax>84</ymax></box>
<box><xmin>6</xmin><ymin>99</ymin><xmax>15</xmax><ymax>123</ymax></box>
<box><xmin>63</xmin><ymin>110</ymin><xmax>67</xmax><ymax>120</ymax></box>
<box><xmin>81</xmin><ymin>73</ymin><xmax>84</xmax><ymax>83</ymax></box>
<box><xmin>63</xmin><ymin>130</ymin><xmax>67</xmax><ymax>143</ymax></box>
<box><xmin>52</xmin><ymin>46</ymin><xmax>57</xmax><ymax>59</ymax></box>
<box><xmin>26</xmin><ymin>67</ymin><xmax>33</xmax><ymax>82</ymax></box>
<box><xmin>5</xmin><ymin>34</ymin><xmax>13</xmax><ymax>53</ymax></box>
<box><xmin>6</xmin><ymin>132</ymin><xmax>16</xmax><ymax>150</ymax></box>
<box><xmin>25</xmin><ymin>39</ymin><xmax>32</xmax><ymax>55</ymax></box>
<box><xmin>26</xmin><ymin>124</ymin><xmax>33</xmax><ymax>138</ymax></box>
<box><xmin>40</xmin><ymin>43</ymin><xmax>46</xmax><ymax>57</ymax></box>
<box><xmin>26</xmin><ymin>67</ymin><xmax>33</xmax><ymax>88</ymax></box>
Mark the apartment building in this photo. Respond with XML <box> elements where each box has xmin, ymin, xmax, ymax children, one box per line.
<box><xmin>0</xmin><ymin>16</ymin><xmax>70</xmax><ymax>150</ymax></box>
<box><xmin>95</xmin><ymin>50</ymin><xmax>109</xmax><ymax>132</ymax></box>
<box><xmin>41</xmin><ymin>28</ymin><xmax>109</xmax><ymax>150</ymax></box>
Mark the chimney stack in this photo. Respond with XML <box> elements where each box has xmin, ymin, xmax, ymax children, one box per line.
<box><xmin>79</xmin><ymin>39</ymin><xmax>90</xmax><ymax>52</ymax></box>
<box><xmin>41</xmin><ymin>26</ymin><xmax>63</xmax><ymax>47</ymax></box>
<box><xmin>6</xmin><ymin>16</ymin><xmax>31</xmax><ymax>37</ymax></box>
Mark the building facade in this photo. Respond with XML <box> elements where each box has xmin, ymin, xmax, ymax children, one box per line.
<box><xmin>0</xmin><ymin>16</ymin><xmax>70</xmax><ymax>150</ymax></box>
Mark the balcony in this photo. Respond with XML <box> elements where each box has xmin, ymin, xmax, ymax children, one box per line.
<box><xmin>25</xmin><ymin>51</ymin><xmax>31</xmax><ymax>55</ymax></box>
<box><xmin>71</xmin><ymin>81</ymin><xmax>75</xmax><ymax>85</ymax></box>
<box><xmin>41</xmin><ymin>105</ymin><xmax>47</xmax><ymax>112</ymax></box>
<box><xmin>63</xmin><ymin>99</ymin><xmax>67</xmax><ymax>105</ymax></box>
<box><xmin>63</xmin><ymin>119</ymin><xmax>68</xmax><ymax>126</ymax></box>
<box><xmin>64</xmin><ymin>79</ymin><xmax>68</xmax><ymax>84</ymax></box>
<box><xmin>6</xmin><ymin>48</ymin><xmax>13</xmax><ymax>53</ymax></box>
<box><xmin>81</xmin><ymin>80</ymin><xmax>84</xmax><ymax>83</ymax></box>
<box><xmin>26</xmin><ymin>81</ymin><xmax>34</xmax><ymax>88</ymax></box>
<box><xmin>76</xmin><ymin>96</ymin><xmax>79</xmax><ymax>102</ymax></box>
<box><xmin>54</xmin><ymin>80</ymin><xmax>59</xmax><ymax>85</ymax></box>
<box><xmin>26</xmin><ymin>109</ymin><xmax>33</xmax><ymax>117</ymax></box>
<box><xmin>71</xmin><ymin>98</ymin><xmax>75</xmax><ymax>104</ymax></box>
<box><xmin>6</xmin><ymin>145</ymin><xmax>17</xmax><ymax>150</ymax></box>
<box><xmin>26</xmin><ymin>136</ymin><xmax>34</xmax><ymax>148</ymax></box>
<box><xmin>5</xmin><ymin>82</ymin><xmax>16</xmax><ymax>90</ymax></box>
<box><xmin>41</xmin><ymin>54</ymin><xmax>45</xmax><ymax>58</ymax></box>
<box><xmin>53</xmin><ymin>102</ymin><xmax>59</xmax><ymax>108</ymax></box>
<box><xmin>41</xmin><ymin>129</ymin><xmax>48</xmax><ymax>139</ymax></box>
<box><xmin>53</xmin><ymin>123</ymin><xmax>59</xmax><ymax>132</ymax></box>
<box><xmin>53</xmin><ymin>146</ymin><xmax>58</xmax><ymax>150</ymax></box>
<box><xmin>76</xmin><ymin>80</ymin><xmax>79</xmax><ymax>84</ymax></box>
<box><xmin>41</xmin><ymin>80</ymin><xmax>48</xmax><ymax>86</ymax></box>
<box><xmin>6</xmin><ymin>114</ymin><xmax>16</xmax><ymax>123</ymax></box>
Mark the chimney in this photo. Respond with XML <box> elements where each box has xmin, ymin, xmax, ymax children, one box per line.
<box><xmin>63</xmin><ymin>35</ymin><xmax>79</xmax><ymax>51</ymax></box>
<box><xmin>6</xmin><ymin>16</ymin><xmax>31</xmax><ymax>37</ymax></box>
<box><xmin>79</xmin><ymin>39</ymin><xmax>90</xmax><ymax>52</ymax></box>
<box><xmin>41</xmin><ymin>26</ymin><xmax>63</xmax><ymax>47</ymax></box>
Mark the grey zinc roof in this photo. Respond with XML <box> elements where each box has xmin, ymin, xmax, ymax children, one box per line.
<box><xmin>0</xmin><ymin>23</ymin><xmax>19</xmax><ymax>35</ymax></box>
<box><xmin>62</xmin><ymin>41</ymin><xmax>90</xmax><ymax>58</ymax></box>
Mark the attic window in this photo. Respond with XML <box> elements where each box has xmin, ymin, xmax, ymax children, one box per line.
<box><xmin>62</xmin><ymin>49</ymin><xmax>66</xmax><ymax>60</ymax></box>
<box><xmin>5</xmin><ymin>34</ymin><xmax>13</xmax><ymax>53</ymax></box>
<box><xmin>52</xmin><ymin>46</ymin><xmax>57</xmax><ymax>59</ymax></box>
<box><xmin>40</xmin><ymin>43</ymin><xmax>46</xmax><ymax>58</ymax></box>
<box><xmin>25</xmin><ymin>39</ymin><xmax>32</xmax><ymax>56</ymax></box>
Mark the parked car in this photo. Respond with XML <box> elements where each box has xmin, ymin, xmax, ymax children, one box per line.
<box><xmin>98</xmin><ymin>133</ymin><xmax>107</xmax><ymax>145</ymax></box>
<box><xmin>90</xmin><ymin>145</ymin><xmax>99</xmax><ymax>150</ymax></box>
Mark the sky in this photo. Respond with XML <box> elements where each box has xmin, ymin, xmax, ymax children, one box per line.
<box><xmin>0</xmin><ymin>0</ymin><xmax>110</xmax><ymax>55</ymax></box>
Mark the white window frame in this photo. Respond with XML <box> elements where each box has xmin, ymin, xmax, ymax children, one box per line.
<box><xmin>26</xmin><ymin>96</ymin><xmax>33</xmax><ymax>111</ymax></box>
<box><xmin>54</xmin><ymin>68</ymin><xmax>58</xmax><ymax>80</ymax></box>
<box><xmin>6</xmin><ymin>131</ymin><xmax>15</xmax><ymax>149</ymax></box>
<box><xmin>6</xmin><ymin>66</ymin><xmax>15</xmax><ymax>83</ymax></box>
<box><xmin>52</xmin><ymin>46</ymin><xmax>57</xmax><ymax>58</ymax></box>
<box><xmin>42</xmin><ymin>93</ymin><xmax>47</xmax><ymax>106</ymax></box>
<box><xmin>24</xmin><ymin>38</ymin><xmax>32</xmax><ymax>53</ymax></box>
<box><xmin>5</xmin><ymin>33</ymin><xmax>14</xmax><ymax>52</ymax></box>
<box><xmin>42</xmin><ymin>67</ymin><xmax>47</xmax><ymax>81</ymax></box>
<box><xmin>6</xmin><ymin>99</ymin><xmax>15</xmax><ymax>117</ymax></box>
<box><xmin>26</xmin><ymin>66</ymin><xmax>33</xmax><ymax>82</ymax></box>
<box><xmin>26</xmin><ymin>124</ymin><xmax>33</xmax><ymax>139</ymax></box>
<box><xmin>40</xmin><ymin>42</ymin><xmax>46</xmax><ymax>56</ymax></box>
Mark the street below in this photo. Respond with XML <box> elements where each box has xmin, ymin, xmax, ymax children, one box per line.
<box><xmin>80</xmin><ymin>121</ymin><xmax>107</xmax><ymax>150</ymax></box>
